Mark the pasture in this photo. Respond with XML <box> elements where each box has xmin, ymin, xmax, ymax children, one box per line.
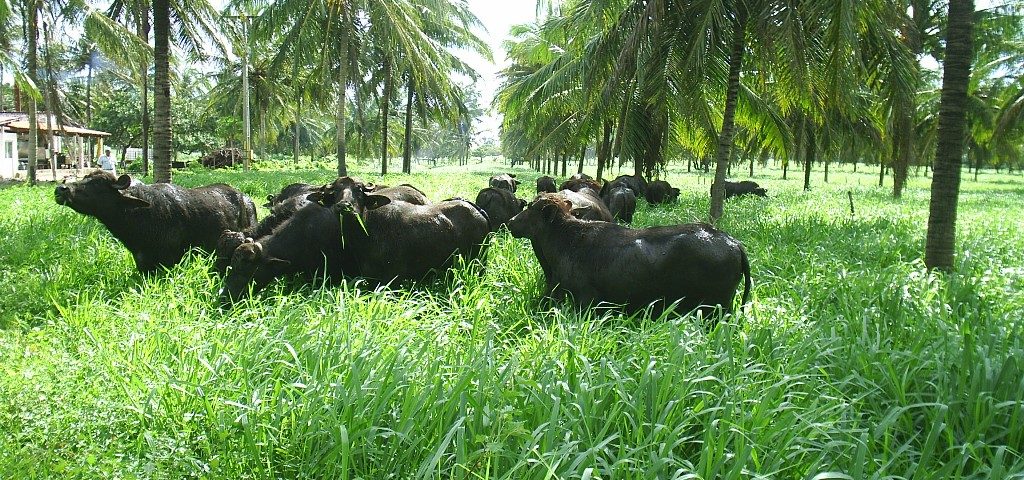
<box><xmin>1</xmin><ymin>160</ymin><xmax>1023</xmax><ymax>478</ymax></box>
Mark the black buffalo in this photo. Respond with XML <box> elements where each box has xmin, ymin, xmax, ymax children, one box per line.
<box><xmin>536</xmin><ymin>176</ymin><xmax>557</xmax><ymax>194</ymax></box>
<box><xmin>55</xmin><ymin>170</ymin><xmax>257</xmax><ymax>273</ymax></box>
<box><xmin>219</xmin><ymin>200</ymin><xmax>350</xmax><ymax>302</ymax></box>
<box><xmin>603</xmin><ymin>185</ymin><xmax>637</xmax><ymax>223</ymax></box>
<box><xmin>508</xmin><ymin>193</ymin><xmax>751</xmax><ymax>316</ymax></box>
<box><xmin>475</xmin><ymin>187</ymin><xmax>526</xmax><ymax>231</ymax></box>
<box><xmin>557</xmin><ymin>189</ymin><xmax>614</xmax><ymax>222</ymax></box>
<box><xmin>559</xmin><ymin>177</ymin><xmax>602</xmax><ymax>196</ymax></box>
<box><xmin>263</xmin><ymin>182</ymin><xmax>314</xmax><ymax>208</ymax></box>
<box><xmin>645</xmin><ymin>180</ymin><xmax>680</xmax><ymax>204</ymax></box>
<box><xmin>719</xmin><ymin>180</ymin><xmax>767</xmax><ymax>199</ymax></box>
<box><xmin>600</xmin><ymin>174</ymin><xmax>647</xmax><ymax>198</ymax></box>
<box><xmin>311</xmin><ymin>177</ymin><xmax>430</xmax><ymax>207</ymax></box>
<box><xmin>489</xmin><ymin>173</ymin><xmax>521</xmax><ymax>193</ymax></box>
<box><xmin>328</xmin><ymin>191</ymin><xmax>490</xmax><ymax>283</ymax></box>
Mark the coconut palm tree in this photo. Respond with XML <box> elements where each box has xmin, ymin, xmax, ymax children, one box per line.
<box><xmin>925</xmin><ymin>0</ymin><xmax>975</xmax><ymax>271</ymax></box>
<box><xmin>146</xmin><ymin>0</ymin><xmax>222</xmax><ymax>183</ymax></box>
<box><xmin>252</xmin><ymin>0</ymin><xmax>489</xmax><ymax>176</ymax></box>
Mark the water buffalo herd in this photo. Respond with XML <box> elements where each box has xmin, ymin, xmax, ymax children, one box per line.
<box><xmin>55</xmin><ymin>170</ymin><xmax>765</xmax><ymax>317</ymax></box>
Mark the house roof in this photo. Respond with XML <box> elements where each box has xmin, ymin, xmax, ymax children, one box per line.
<box><xmin>0</xmin><ymin>112</ymin><xmax>110</xmax><ymax>138</ymax></box>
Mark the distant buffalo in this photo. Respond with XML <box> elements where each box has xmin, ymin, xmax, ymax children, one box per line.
<box><xmin>489</xmin><ymin>173</ymin><xmax>521</xmax><ymax>193</ymax></box>
<box><xmin>55</xmin><ymin>170</ymin><xmax>257</xmax><ymax>273</ymax></box>
<box><xmin>603</xmin><ymin>185</ymin><xmax>637</xmax><ymax>223</ymax></box>
<box><xmin>556</xmin><ymin>189</ymin><xmax>614</xmax><ymax>222</ymax></box>
<box><xmin>475</xmin><ymin>187</ymin><xmax>526</xmax><ymax>231</ymax></box>
<box><xmin>718</xmin><ymin>180</ymin><xmax>767</xmax><ymax>199</ymax></box>
<box><xmin>559</xmin><ymin>177</ymin><xmax>602</xmax><ymax>196</ymax></box>
<box><xmin>645</xmin><ymin>180</ymin><xmax>679</xmax><ymax>204</ymax></box>
<box><xmin>536</xmin><ymin>176</ymin><xmax>557</xmax><ymax>194</ymax></box>
<box><xmin>600</xmin><ymin>174</ymin><xmax>647</xmax><ymax>198</ymax></box>
<box><xmin>508</xmin><ymin>193</ymin><xmax>751</xmax><ymax>316</ymax></box>
<box><xmin>311</xmin><ymin>177</ymin><xmax>430</xmax><ymax>207</ymax></box>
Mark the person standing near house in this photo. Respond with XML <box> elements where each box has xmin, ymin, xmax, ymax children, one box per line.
<box><xmin>98</xmin><ymin>148</ymin><xmax>116</xmax><ymax>174</ymax></box>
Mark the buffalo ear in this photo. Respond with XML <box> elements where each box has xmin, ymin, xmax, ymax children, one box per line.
<box><xmin>508</xmin><ymin>174</ymin><xmax>517</xmax><ymax>178</ymax></box>
<box><xmin>113</xmin><ymin>174</ymin><xmax>133</xmax><ymax>190</ymax></box>
<box><xmin>119</xmin><ymin>192</ymin><xmax>151</xmax><ymax>209</ymax></box>
<box><xmin>306</xmin><ymin>191</ymin><xmax>326</xmax><ymax>205</ymax></box>
<box><xmin>671</xmin><ymin>188</ymin><xmax>680</xmax><ymax>196</ymax></box>
<box><xmin>364</xmin><ymin>194</ymin><xmax>391</xmax><ymax>210</ymax></box>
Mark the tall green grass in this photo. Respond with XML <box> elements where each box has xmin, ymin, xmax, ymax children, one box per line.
<box><xmin>1</xmin><ymin>161</ymin><xmax>1022</xmax><ymax>478</ymax></box>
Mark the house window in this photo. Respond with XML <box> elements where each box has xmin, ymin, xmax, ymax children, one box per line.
<box><xmin>4</xmin><ymin>141</ymin><xmax>12</xmax><ymax>159</ymax></box>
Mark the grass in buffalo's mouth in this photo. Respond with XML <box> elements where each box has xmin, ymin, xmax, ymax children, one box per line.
<box><xmin>0</xmin><ymin>160</ymin><xmax>1022</xmax><ymax>478</ymax></box>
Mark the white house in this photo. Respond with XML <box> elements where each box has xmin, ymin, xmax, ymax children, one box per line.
<box><xmin>0</xmin><ymin>112</ymin><xmax>111</xmax><ymax>180</ymax></box>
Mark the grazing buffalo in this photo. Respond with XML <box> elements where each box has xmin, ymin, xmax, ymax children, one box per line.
<box><xmin>475</xmin><ymin>187</ymin><xmax>526</xmax><ymax>231</ymax></box>
<box><xmin>263</xmin><ymin>182</ymin><xmax>314</xmax><ymax>208</ymax></box>
<box><xmin>536</xmin><ymin>176</ymin><xmax>557</xmax><ymax>194</ymax></box>
<box><xmin>489</xmin><ymin>173</ymin><xmax>521</xmax><ymax>193</ymax></box>
<box><xmin>328</xmin><ymin>192</ymin><xmax>490</xmax><ymax>283</ymax></box>
<box><xmin>54</xmin><ymin>170</ymin><xmax>257</xmax><ymax>273</ymax></box>
<box><xmin>373</xmin><ymin>184</ymin><xmax>431</xmax><ymax>205</ymax></box>
<box><xmin>604</xmin><ymin>185</ymin><xmax>637</xmax><ymax>223</ymax></box>
<box><xmin>559</xmin><ymin>177</ymin><xmax>602</xmax><ymax>196</ymax></box>
<box><xmin>311</xmin><ymin>177</ymin><xmax>430</xmax><ymax>207</ymax></box>
<box><xmin>600</xmin><ymin>174</ymin><xmax>647</xmax><ymax>198</ymax></box>
<box><xmin>556</xmin><ymin>189</ymin><xmax>614</xmax><ymax>222</ymax></box>
<box><xmin>719</xmin><ymin>180</ymin><xmax>768</xmax><ymax>199</ymax></box>
<box><xmin>645</xmin><ymin>180</ymin><xmax>680</xmax><ymax>204</ymax></box>
<box><xmin>508</xmin><ymin>194</ymin><xmax>751</xmax><ymax>316</ymax></box>
<box><xmin>219</xmin><ymin>201</ymin><xmax>347</xmax><ymax>302</ymax></box>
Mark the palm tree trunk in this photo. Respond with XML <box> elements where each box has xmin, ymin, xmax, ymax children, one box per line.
<box><xmin>611</xmin><ymin>78</ymin><xmax>634</xmax><ymax>168</ymax></box>
<box><xmin>85</xmin><ymin>57</ymin><xmax>94</xmax><ymax>167</ymax></box>
<box><xmin>138</xmin><ymin>15</ymin><xmax>151</xmax><ymax>177</ymax></box>
<box><xmin>380</xmin><ymin>59</ymin><xmax>392</xmax><ymax>175</ymax></box>
<box><xmin>925</xmin><ymin>0</ymin><xmax>975</xmax><ymax>271</ymax></box>
<box><xmin>294</xmin><ymin>98</ymin><xmax>300</xmax><ymax>164</ymax></box>
<box><xmin>259</xmin><ymin>106</ymin><xmax>267</xmax><ymax>161</ymax></box>
<box><xmin>336</xmin><ymin>20</ymin><xmax>350</xmax><ymax>177</ymax></box>
<box><xmin>43</xmin><ymin>20</ymin><xmax>58</xmax><ymax>180</ymax></box>
<box><xmin>597</xmin><ymin>119</ymin><xmax>611</xmax><ymax>180</ymax></box>
<box><xmin>152</xmin><ymin>0</ymin><xmax>172</xmax><ymax>183</ymax></box>
<box><xmin>577</xmin><ymin>143</ymin><xmax>586</xmax><ymax>174</ymax></box>
<box><xmin>892</xmin><ymin>98</ymin><xmax>914</xmax><ymax>197</ymax></box>
<box><xmin>26</xmin><ymin>0</ymin><xmax>38</xmax><ymax>185</ymax></box>
<box><xmin>560</xmin><ymin>151</ymin><xmax>567</xmax><ymax>177</ymax></box>
<box><xmin>803</xmin><ymin>122</ymin><xmax>815</xmax><ymax>191</ymax></box>
<box><xmin>402</xmin><ymin>78</ymin><xmax>415</xmax><ymax>174</ymax></box>
<box><xmin>709</xmin><ymin>9</ymin><xmax>746</xmax><ymax>222</ymax></box>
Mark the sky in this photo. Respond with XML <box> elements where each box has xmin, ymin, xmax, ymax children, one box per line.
<box><xmin>459</xmin><ymin>0</ymin><xmax>537</xmax><ymax>145</ymax></box>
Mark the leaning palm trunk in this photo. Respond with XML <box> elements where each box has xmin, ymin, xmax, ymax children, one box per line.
<box><xmin>152</xmin><ymin>0</ymin><xmax>172</xmax><ymax>183</ymax></box>
<box><xmin>925</xmin><ymin>0</ymin><xmax>975</xmax><ymax>271</ymax></box>
<box><xmin>709</xmin><ymin>10</ymin><xmax>746</xmax><ymax>222</ymax></box>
